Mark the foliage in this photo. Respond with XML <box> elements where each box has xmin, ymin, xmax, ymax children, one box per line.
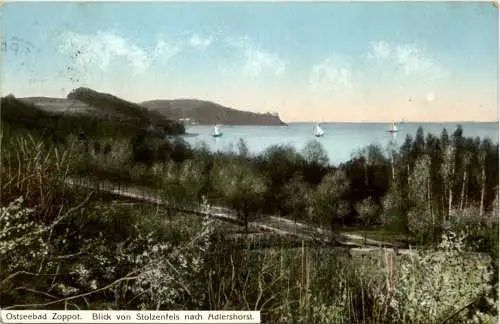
<box><xmin>0</xmin><ymin>197</ymin><xmax>49</xmax><ymax>274</ymax></box>
<box><xmin>381</xmin><ymin>185</ymin><xmax>408</xmax><ymax>233</ymax></box>
<box><xmin>282</xmin><ymin>174</ymin><xmax>313</xmax><ymax>221</ymax></box>
<box><xmin>301</xmin><ymin>139</ymin><xmax>329</xmax><ymax>168</ymax></box>
<box><xmin>1</xmin><ymin>96</ymin><xmax>179</xmax><ymax>143</ymax></box>
<box><xmin>355</xmin><ymin>197</ymin><xmax>382</xmax><ymax>227</ymax></box>
<box><xmin>1</xmin><ymin>117</ymin><xmax>498</xmax><ymax>322</ymax></box>
<box><xmin>311</xmin><ymin>170</ymin><xmax>351</xmax><ymax>229</ymax></box>
<box><xmin>389</xmin><ymin>231</ymin><xmax>496</xmax><ymax>324</ymax></box>
<box><xmin>211</xmin><ymin>161</ymin><xmax>267</xmax><ymax>232</ymax></box>
<box><xmin>236</xmin><ymin>138</ymin><xmax>250</xmax><ymax>158</ymax></box>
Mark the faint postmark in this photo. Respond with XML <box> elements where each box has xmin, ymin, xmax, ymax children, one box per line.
<box><xmin>1</xmin><ymin>36</ymin><xmax>36</xmax><ymax>55</ymax></box>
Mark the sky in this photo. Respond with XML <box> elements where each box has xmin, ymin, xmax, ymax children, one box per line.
<box><xmin>1</xmin><ymin>2</ymin><xmax>498</xmax><ymax>122</ymax></box>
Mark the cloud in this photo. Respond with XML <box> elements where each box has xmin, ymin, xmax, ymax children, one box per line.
<box><xmin>367</xmin><ymin>40</ymin><xmax>448</xmax><ymax>81</ymax></box>
<box><xmin>151</xmin><ymin>38</ymin><xmax>181</xmax><ymax>62</ymax></box>
<box><xmin>394</xmin><ymin>44</ymin><xmax>446</xmax><ymax>79</ymax></box>
<box><xmin>243</xmin><ymin>49</ymin><xmax>287</xmax><ymax>77</ymax></box>
<box><xmin>309</xmin><ymin>56</ymin><xmax>353</xmax><ymax>93</ymax></box>
<box><xmin>368</xmin><ymin>40</ymin><xmax>391</xmax><ymax>60</ymax></box>
<box><xmin>58</xmin><ymin>31</ymin><xmax>181</xmax><ymax>75</ymax></box>
<box><xmin>188</xmin><ymin>34</ymin><xmax>213</xmax><ymax>50</ymax></box>
<box><xmin>226</xmin><ymin>37</ymin><xmax>288</xmax><ymax>77</ymax></box>
<box><xmin>59</xmin><ymin>31</ymin><xmax>149</xmax><ymax>74</ymax></box>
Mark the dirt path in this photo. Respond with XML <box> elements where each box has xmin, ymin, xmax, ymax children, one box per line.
<box><xmin>66</xmin><ymin>178</ymin><xmax>416</xmax><ymax>255</ymax></box>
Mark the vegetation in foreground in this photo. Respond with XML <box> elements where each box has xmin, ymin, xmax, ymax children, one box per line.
<box><xmin>1</xmin><ymin>99</ymin><xmax>498</xmax><ymax>323</ymax></box>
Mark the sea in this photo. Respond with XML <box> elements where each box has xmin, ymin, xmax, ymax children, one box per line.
<box><xmin>183</xmin><ymin>122</ymin><xmax>499</xmax><ymax>166</ymax></box>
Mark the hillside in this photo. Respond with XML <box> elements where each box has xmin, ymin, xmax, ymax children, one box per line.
<box><xmin>19</xmin><ymin>97</ymin><xmax>98</xmax><ymax>115</ymax></box>
<box><xmin>1</xmin><ymin>88</ymin><xmax>186</xmax><ymax>142</ymax></box>
<box><xmin>67</xmin><ymin>87</ymin><xmax>185</xmax><ymax>134</ymax></box>
<box><xmin>141</xmin><ymin>99</ymin><xmax>287</xmax><ymax>126</ymax></box>
<box><xmin>1</xmin><ymin>95</ymin><xmax>164</xmax><ymax>141</ymax></box>
<box><xmin>12</xmin><ymin>88</ymin><xmax>185</xmax><ymax>136</ymax></box>
<box><xmin>3</xmin><ymin>87</ymin><xmax>287</xmax><ymax>143</ymax></box>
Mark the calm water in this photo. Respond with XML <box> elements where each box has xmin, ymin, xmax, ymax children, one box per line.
<box><xmin>183</xmin><ymin>122</ymin><xmax>499</xmax><ymax>166</ymax></box>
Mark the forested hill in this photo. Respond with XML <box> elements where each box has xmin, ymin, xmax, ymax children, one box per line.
<box><xmin>141</xmin><ymin>99</ymin><xmax>287</xmax><ymax>126</ymax></box>
<box><xmin>66</xmin><ymin>87</ymin><xmax>185</xmax><ymax>134</ymax></box>
<box><xmin>1</xmin><ymin>90</ymin><xmax>185</xmax><ymax>141</ymax></box>
<box><xmin>3</xmin><ymin>87</ymin><xmax>185</xmax><ymax>137</ymax></box>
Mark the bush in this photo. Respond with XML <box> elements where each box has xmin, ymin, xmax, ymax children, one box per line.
<box><xmin>0</xmin><ymin>197</ymin><xmax>49</xmax><ymax>275</ymax></box>
<box><xmin>389</xmin><ymin>231</ymin><xmax>496</xmax><ymax>324</ymax></box>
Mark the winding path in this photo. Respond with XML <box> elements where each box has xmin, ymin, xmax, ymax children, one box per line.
<box><xmin>66</xmin><ymin>178</ymin><xmax>416</xmax><ymax>256</ymax></box>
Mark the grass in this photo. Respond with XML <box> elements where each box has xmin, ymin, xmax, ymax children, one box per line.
<box><xmin>3</xmin><ymin>190</ymin><xmax>494</xmax><ymax>322</ymax></box>
<box><xmin>1</xmin><ymin>132</ymin><xmax>497</xmax><ymax>323</ymax></box>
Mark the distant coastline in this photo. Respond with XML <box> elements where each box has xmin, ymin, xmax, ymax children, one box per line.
<box><xmin>12</xmin><ymin>88</ymin><xmax>287</xmax><ymax>127</ymax></box>
<box><xmin>8</xmin><ymin>88</ymin><xmax>497</xmax><ymax>126</ymax></box>
<box><xmin>141</xmin><ymin>99</ymin><xmax>287</xmax><ymax>126</ymax></box>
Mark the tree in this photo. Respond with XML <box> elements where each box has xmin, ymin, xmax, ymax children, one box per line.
<box><xmin>491</xmin><ymin>188</ymin><xmax>499</xmax><ymax>221</ymax></box>
<box><xmin>356</xmin><ymin>197</ymin><xmax>381</xmax><ymax>226</ymax></box>
<box><xmin>441</xmin><ymin>145</ymin><xmax>455</xmax><ymax>220</ymax></box>
<box><xmin>387</xmin><ymin>140</ymin><xmax>398</xmax><ymax>183</ymax></box>
<box><xmin>301</xmin><ymin>140</ymin><xmax>330</xmax><ymax>185</ymax></box>
<box><xmin>259</xmin><ymin>145</ymin><xmax>302</xmax><ymax>184</ymax></box>
<box><xmin>440</xmin><ymin>128</ymin><xmax>450</xmax><ymax>149</ymax></box>
<box><xmin>283</xmin><ymin>173</ymin><xmax>312</xmax><ymax>223</ymax></box>
<box><xmin>131</xmin><ymin>129</ymin><xmax>155</xmax><ymax>166</ymax></box>
<box><xmin>452</xmin><ymin>125</ymin><xmax>465</xmax><ymax>202</ymax></box>
<box><xmin>301</xmin><ymin>140</ymin><xmax>329</xmax><ymax>168</ymax></box>
<box><xmin>211</xmin><ymin>162</ymin><xmax>267</xmax><ymax>233</ymax></box>
<box><xmin>258</xmin><ymin>145</ymin><xmax>303</xmax><ymax>212</ymax></box>
<box><xmin>399</xmin><ymin>134</ymin><xmax>413</xmax><ymax>184</ymax></box>
<box><xmin>311</xmin><ymin>169</ymin><xmax>351</xmax><ymax>235</ymax></box>
<box><xmin>478</xmin><ymin>139</ymin><xmax>492</xmax><ymax>217</ymax></box>
<box><xmin>459</xmin><ymin>151</ymin><xmax>472</xmax><ymax>211</ymax></box>
<box><xmin>355</xmin><ymin>197</ymin><xmax>381</xmax><ymax>245</ymax></box>
<box><xmin>354</xmin><ymin>147</ymin><xmax>371</xmax><ymax>187</ymax></box>
<box><xmin>170</xmin><ymin>138</ymin><xmax>192</xmax><ymax>163</ymax></box>
<box><xmin>158</xmin><ymin>161</ymin><xmax>184</xmax><ymax>217</ymax></box>
<box><xmin>411</xmin><ymin>126</ymin><xmax>425</xmax><ymax>161</ymax></box>
<box><xmin>407</xmin><ymin>155</ymin><xmax>435</xmax><ymax>242</ymax></box>
<box><xmin>381</xmin><ymin>183</ymin><xmax>407</xmax><ymax>234</ymax></box>
<box><xmin>177</xmin><ymin>160</ymin><xmax>207</xmax><ymax>208</ymax></box>
<box><xmin>236</xmin><ymin>138</ymin><xmax>250</xmax><ymax>159</ymax></box>
<box><xmin>353</xmin><ymin>144</ymin><xmax>388</xmax><ymax>188</ymax></box>
<box><xmin>425</xmin><ymin>133</ymin><xmax>445</xmax><ymax>224</ymax></box>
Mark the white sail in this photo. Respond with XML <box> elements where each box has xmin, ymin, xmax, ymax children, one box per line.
<box><xmin>387</xmin><ymin>122</ymin><xmax>399</xmax><ymax>133</ymax></box>
<box><xmin>212</xmin><ymin>125</ymin><xmax>222</xmax><ymax>137</ymax></box>
<box><xmin>314</xmin><ymin>123</ymin><xmax>325</xmax><ymax>137</ymax></box>
<box><xmin>391</xmin><ymin>122</ymin><xmax>398</xmax><ymax>132</ymax></box>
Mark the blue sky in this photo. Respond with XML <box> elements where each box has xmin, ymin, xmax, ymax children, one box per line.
<box><xmin>1</xmin><ymin>2</ymin><xmax>498</xmax><ymax>122</ymax></box>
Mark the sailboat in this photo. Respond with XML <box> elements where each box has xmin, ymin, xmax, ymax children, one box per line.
<box><xmin>211</xmin><ymin>125</ymin><xmax>223</xmax><ymax>138</ymax></box>
<box><xmin>313</xmin><ymin>123</ymin><xmax>325</xmax><ymax>137</ymax></box>
<box><xmin>386</xmin><ymin>122</ymin><xmax>399</xmax><ymax>134</ymax></box>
